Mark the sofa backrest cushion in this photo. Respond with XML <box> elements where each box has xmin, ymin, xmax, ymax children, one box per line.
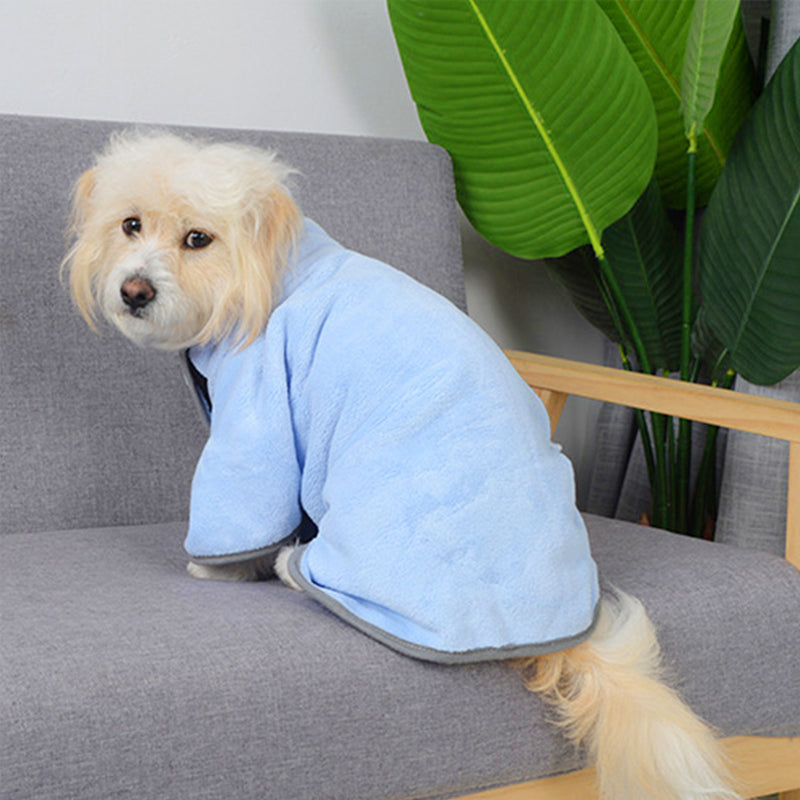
<box><xmin>0</xmin><ymin>114</ymin><xmax>464</xmax><ymax>534</ymax></box>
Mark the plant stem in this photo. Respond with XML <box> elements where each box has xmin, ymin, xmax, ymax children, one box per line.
<box><xmin>597</xmin><ymin>253</ymin><xmax>652</xmax><ymax>375</ymax></box>
<box><xmin>677</xmin><ymin>137</ymin><xmax>698</xmax><ymax>533</ymax></box>
<box><xmin>620</xmin><ymin>348</ymin><xmax>657</xmax><ymax>490</ymax></box>
<box><xmin>596</xmin><ymin>252</ymin><xmax>671</xmax><ymax>525</ymax></box>
<box><xmin>682</xmin><ymin>133</ymin><xmax>697</xmax><ymax>379</ymax></box>
<box><xmin>690</xmin><ymin>370</ymin><xmax>736</xmax><ymax>537</ymax></box>
<box><xmin>650</xmin><ymin>411</ymin><xmax>670</xmax><ymax>528</ymax></box>
<box><xmin>666</xmin><ymin>402</ymin><xmax>677</xmax><ymax>530</ymax></box>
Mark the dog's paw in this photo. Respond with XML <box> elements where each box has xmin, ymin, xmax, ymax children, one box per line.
<box><xmin>274</xmin><ymin>546</ymin><xmax>302</xmax><ymax>591</ymax></box>
<box><xmin>186</xmin><ymin>559</ymin><xmax>268</xmax><ymax>582</ymax></box>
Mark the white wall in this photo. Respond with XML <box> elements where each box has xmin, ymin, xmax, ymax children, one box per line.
<box><xmin>0</xmin><ymin>0</ymin><xmax>606</xmax><ymax>502</ymax></box>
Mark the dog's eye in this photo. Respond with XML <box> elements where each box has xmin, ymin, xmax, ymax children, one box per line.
<box><xmin>184</xmin><ymin>230</ymin><xmax>214</xmax><ymax>250</ymax></box>
<box><xmin>122</xmin><ymin>217</ymin><xmax>142</xmax><ymax>237</ymax></box>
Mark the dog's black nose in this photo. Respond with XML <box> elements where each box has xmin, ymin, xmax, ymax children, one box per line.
<box><xmin>121</xmin><ymin>278</ymin><xmax>156</xmax><ymax>312</ymax></box>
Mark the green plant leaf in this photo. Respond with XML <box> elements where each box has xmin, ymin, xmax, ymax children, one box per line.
<box><xmin>602</xmin><ymin>180</ymin><xmax>683</xmax><ymax>372</ymax></box>
<box><xmin>547</xmin><ymin>181</ymin><xmax>683</xmax><ymax>371</ymax></box>
<box><xmin>597</xmin><ymin>0</ymin><xmax>755</xmax><ymax>207</ymax></box>
<box><xmin>388</xmin><ymin>0</ymin><xmax>657</xmax><ymax>259</ymax></box>
<box><xmin>681</xmin><ymin>0</ymin><xmax>741</xmax><ymax>140</ymax></box>
<box><xmin>697</xmin><ymin>38</ymin><xmax>800</xmax><ymax>385</ymax></box>
<box><xmin>691</xmin><ymin>306</ymin><xmax>733</xmax><ymax>381</ymax></box>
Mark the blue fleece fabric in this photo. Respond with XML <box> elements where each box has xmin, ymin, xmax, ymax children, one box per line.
<box><xmin>186</xmin><ymin>219</ymin><xmax>599</xmax><ymax>662</ymax></box>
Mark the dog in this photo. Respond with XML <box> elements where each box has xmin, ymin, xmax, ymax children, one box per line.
<box><xmin>64</xmin><ymin>131</ymin><xmax>738</xmax><ymax>800</ymax></box>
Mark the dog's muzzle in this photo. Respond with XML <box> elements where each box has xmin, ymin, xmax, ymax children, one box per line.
<box><xmin>120</xmin><ymin>277</ymin><xmax>157</xmax><ymax>315</ymax></box>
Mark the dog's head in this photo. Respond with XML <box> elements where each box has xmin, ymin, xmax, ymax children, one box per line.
<box><xmin>64</xmin><ymin>132</ymin><xmax>302</xmax><ymax>350</ymax></box>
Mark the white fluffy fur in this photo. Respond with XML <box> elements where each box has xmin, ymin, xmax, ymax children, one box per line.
<box><xmin>65</xmin><ymin>132</ymin><xmax>739</xmax><ymax>800</ymax></box>
<box><xmin>185</xmin><ymin>545</ymin><xmax>301</xmax><ymax>586</ymax></box>
<box><xmin>186</xmin><ymin>555</ymin><xmax>277</xmax><ymax>582</ymax></box>
<box><xmin>516</xmin><ymin>591</ymin><xmax>739</xmax><ymax>799</ymax></box>
<box><xmin>273</xmin><ymin>546</ymin><xmax>302</xmax><ymax>590</ymax></box>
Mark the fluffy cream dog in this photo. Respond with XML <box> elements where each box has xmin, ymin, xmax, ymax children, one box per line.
<box><xmin>64</xmin><ymin>131</ymin><xmax>737</xmax><ymax>800</ymax></box>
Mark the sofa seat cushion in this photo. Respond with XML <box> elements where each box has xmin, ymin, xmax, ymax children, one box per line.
<box><xmin>3</xmin><ymin>515</ymin><xmax>799</xmax><ymax>800</ymax></box>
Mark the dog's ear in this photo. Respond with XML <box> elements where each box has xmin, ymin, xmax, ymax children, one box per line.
<box><xmin>205</xmin><ymin>183</ymin><xmax>303</xmax><ymax>348</ymax></box>
<box><xmin>62</xmin><ymin>168</ymin><xmax>102</xmax><ymax>329</ymax></box>
<box><xmin>71</xmin><ymin>168</ymin><xmax>97</xmax><ymax>223</ymax></box>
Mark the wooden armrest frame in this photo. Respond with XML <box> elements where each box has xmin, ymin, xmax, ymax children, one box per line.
<box><xmin>506</xmin><ymin>350</ymin><xmax>800</xmax><ymax>571</ymax></box>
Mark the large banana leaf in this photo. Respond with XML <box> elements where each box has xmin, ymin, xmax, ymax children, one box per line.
<box><xmin>388</xmin><ymin>0</ymin><xmax>657</xmax><ymax>259</ymax></box>
<box><xmin>681</xmin><ymin>0</ymin><xmax>742</xmax><ymax>140</ymax></box>
<box><xmin>597</xmin><ymin>0</ymin><xmax>755</xmax><ymax>207</ymax></box>
<box><xmin>697</xmin><ymin>37</ymin><xmax>800</xmax><ymax>385</ymax></box>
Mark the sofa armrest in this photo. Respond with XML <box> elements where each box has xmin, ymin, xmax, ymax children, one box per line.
<box><xmin>506</xmin><ymin>349</ymin><xmax>800</xmax><ymax>570</ymax></box>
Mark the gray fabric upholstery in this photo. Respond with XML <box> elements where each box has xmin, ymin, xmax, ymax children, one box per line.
<box><xmin>767</xmin><ymin>0</ymin><xmax>800</xmax><ymax>80</ymax></box>
<box><xmin>0</xmin><ymin>113</ymin><xmax>464</xmax><ymax>536</ymax></box>
<box><xmin>715</xmin><ymin>373</ymin><xmax>799</xmax><ymax>555</ymax></box>
<box><xmin>584</xmin><ymin>343</ymin><xmax>640</xmax><ymax>519</ymax></box>
<box><xmin>3</xmin><ymin>515</ymin><xmax>799</xmax><ymax>800</ymax></box>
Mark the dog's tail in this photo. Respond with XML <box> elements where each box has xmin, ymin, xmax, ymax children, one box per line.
<box><xmin>515</xmin><ymin>590</ymin><xmax>740</xmax><ymax>800</ymax></box>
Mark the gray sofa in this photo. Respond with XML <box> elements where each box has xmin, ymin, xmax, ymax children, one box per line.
<box><xmin>2</xmin><ymin>112</ymin><xmax>799</xmax><ymax>800</ymax></box>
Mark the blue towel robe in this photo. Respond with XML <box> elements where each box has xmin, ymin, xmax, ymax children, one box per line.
<box><xmin>185</xmin><ymin>219</ymin><xmax>599</xmax><ymax>663</ymax></box>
